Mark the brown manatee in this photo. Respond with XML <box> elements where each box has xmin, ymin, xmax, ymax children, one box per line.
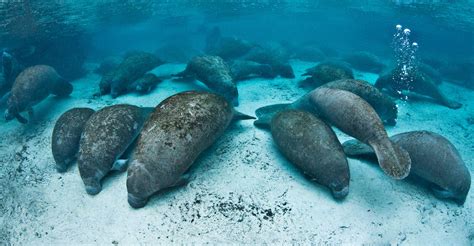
<box><xmin>78</xmin><ymin>104</ymin><xmax>151</xmax><ymax>195</ymax></box>
<box><xmin>99</xmin><ymin>51</ymin><xmax>162</xmax><ymax>98</ymax></box>
<box><xmin>342</xmin><ymin>131</ymin><xmax>471</xmax><ymax>204</ymax></box>
<box><xmin>126</xmin><ymin>91</ymin><xmax>254</xmax><ymax>208</ymax></box>
<box><xmin>375</xmin><ymin>68</ymin><xmax>461</xmax><ymax>109</ymax></box>
<box><xmin>51</xmin><ymin>107</ymin><xmax>95</xmax><ymax>172</ymax></box>
<box><xmin>254</xmin><ymin>79</ymin><xmax>398</xmax><ymax>128</ymax></box>
<box><xmin>271</xmin><ymin>110</ymin><xmax>350</xmax><ymax>199</ymax></box>
<box><xmin>175</xmin><ymin>55</ymin><xmax>239</xmax><ymax>105</ymax></box>
<box><xmin>309</xmin><ymin>87</ymin><xmax>411</xmax><ymax>179</ymax></box>
<box><xmin>301</xmin><ymin>60</ymin><xmax>354</xmax><ymax>88</ymax></box>
<box><xmin>5</xmin><ymin>65</ymin><xmax>73</xmax><ymax>124</ymax></box>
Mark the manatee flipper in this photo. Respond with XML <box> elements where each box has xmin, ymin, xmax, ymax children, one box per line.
<box><xmin>173</xmin><ymin>174</ymin><xmax>191</xmax><ymax>187</ymax></box>
<box><xmin>342</xmin><ymin>139</ymin><xmax>376</xmax><ymax>157</ymax></box>
<box><xmin>15</xmin><ymin>112</ymin><xmax>28</xmax><ymax>124</ymax></box>
<box><xmin>112</xmin><ymin>159</ymin><xmax>129</xmax><ymax>172</ymax></box>
<box><xmin>430</xmin><ymin>184</ymin><xmax>454</xmax><ymax>199</ymax></box>
<box><xmin>232</xmin><ymin>110</ymin><xmax>256</xmax><ymax>121</ymax></box>
<box><xmin>442</xmin><ymin>98</ymin><xmax>462</xmax><ymax>109</ymax></box>
<box><xmin>368</xmin><ymin>139</ymin><xmax>411</xmax><ymax>179</ymax></box>
<box><xmin>254</xmin><ymin>103</ymin><xmax>292</xmax><ymax>129</ymax></box>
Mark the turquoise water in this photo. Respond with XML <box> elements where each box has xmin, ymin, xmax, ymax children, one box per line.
<box><xmin>0</xmin><ymin>1</ymin><xmax>473</xmax><ymax>244</ymax></box>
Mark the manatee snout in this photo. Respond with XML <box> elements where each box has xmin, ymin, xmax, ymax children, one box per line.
<box><xmin>330</xmin><ymin>181</ymin><xmax>349</xmax><ymax>200</ymax></box>
<box><xmin>126</xmin><ymin>160</ymin><xmax>156</xmax><ymax>208</ymax></box>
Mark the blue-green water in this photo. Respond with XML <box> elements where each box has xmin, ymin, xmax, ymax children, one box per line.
<box><xmin>0</xmin><ymin>1</ymin><xmax>473</xmax><ymax>244</ymax></box>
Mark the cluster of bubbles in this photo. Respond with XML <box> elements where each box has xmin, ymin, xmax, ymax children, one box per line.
<box><xmin>392</xmin><ymin>24</ymin><xmax>419</xmax><ymax>99</ymax></box>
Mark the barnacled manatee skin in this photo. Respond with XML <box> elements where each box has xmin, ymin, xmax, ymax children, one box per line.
<box><xmin>127</xmin><ymin>91</ymin><xmax>235</xmax><ymax>208</ymax></box>
<box><xmin>343</xmin><ymin>131</ymin><xmax>471</xmax><ymax>204</ymax></box>
<box><xmin>78</xmin><ymin>104</ymin><xmax>149</xmax><ymax>195</ymax></box>
<box><xmin>52</xmin><ymin>107</ymin><xmax>95</xmax><ymax>172</ymax></box>
<box><xmin>271</xmin><ymin>110</ymin><xmax>350</xmax><ymax>199</ymax></box>
<box><xmin>309</xmin><ymin>87</ymin><xmax>411</xmax><ymax>180</ymax></box>
<box><xmin>179</xmin><ymin>55</ymin><xmax>238</xmax><ymax>105</ymax></box>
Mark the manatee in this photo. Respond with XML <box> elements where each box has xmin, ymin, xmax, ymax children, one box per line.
<box><xmin>52</xmin><ymin>107</ymin><xmax>95</xmax><ymax>172</ymax></box>
<box><xmin>271</xmin><ymin>110</ymin><xmax>350</xmax><ymax>199</ymax></box>
<box><xmin>309</xmin><ymin>87</ymin><xmax>411</xmax><ymax>179</ymax></box>
<box><xmin>205</xmin><ymin>27</ymin><xmax>256</xmax><ymax>60</ymax></box>
<box><xmin>175</xmin><ymin>55</ymin><xmax>239</xmax><ymax>105</ymax></box>
<box><xmin>242</xmin><ymin>43</ymin><xmax>295</xmax><ymax>78</ymax></box>
<box><xmin>94</xmin><ymin>56</ymin><xmax>122</xmax><ymax>75</ymax></box>
<box><xmin>126</xmin><ymin>91</ymin><xmax>254</xmax><ymax>208</ymax></box>
<box><xmin>150</xmin><ymin>63</ymin><xmax>186</xmax><ymax>80</ymax></box>
<box><xmin>254</xmin><ymin>79</ymin><xmax>398</xmax><ymax>128</ymax></box>
<box><xmin>439</xmin><ymin>59</ymin><xmax>474</xmax><ymax>89</ymax></box>
<box><xmin>301</xmin><ymin>60</ymin><xmax>354</xmax><ymax>88</ymax></box>
<box><xmin>323</xmin><ymin>79</ymin><xmax>398</xmax><ymax>125</ymax></box>
<box><xmin>5</xmin><ymin>65</ymin><xmax>73</xmax><ymax>124</ymax></box>
<box><xmin>342</xmin><ymin>131</ymin><xmax>471</xmax><ymax>204</ymax></box>
<box><xmin>78</xmin><ymin>104</ymin><xmax>151</xmax><ymax>195</ymax></box>
<box><xmin>230</xmin><ymin>60</ymin><xmax>275</xmax><ymax>81</ymax></box>
<box><xmin>128</xmin><ymin>73</ymin><xmax>162</xmax><ymax>94</ymax></box>
<box><xmin>375</xmin><ymin>68</ymin><xmax>461</xmax><ymax>109</ymax></box>
<box><xmin>100</xmin><ymin>51</ymin><xmax>162</xmax><ymax>98</ymax></box>
<box><xmin>342</xmin><ymin>51</ymin><xmax>386</xmax><ymax>73</ymax></box>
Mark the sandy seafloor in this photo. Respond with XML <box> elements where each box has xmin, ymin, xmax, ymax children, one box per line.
<box><xmin>0</xmin><ymin>60</ymin><xmax>472</xmax><ymax>245</ymax></box>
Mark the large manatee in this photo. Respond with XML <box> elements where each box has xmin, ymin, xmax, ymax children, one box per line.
<box><xmin>309</xmin><ymin>87</ymin><xmax>411</xmax><ymax>179</ymax></box>
<box><xmin>271</xmin><ymin>110</ymin><xmax>350</xmax><ymax>199</ymax></box>
<box><xmin>78</xmin><ymin>104</ymin><xmax>151</xmax><ymax>195</ymax></box>
<box><xmin>342</xmin><ymin>131</ymin><xmax>471</xmax><ymax>204</ymax></box>
<box><xmin>127</xmin><ymin>91</ymin><xmax>254</xmax><ymax>208</ymax></box>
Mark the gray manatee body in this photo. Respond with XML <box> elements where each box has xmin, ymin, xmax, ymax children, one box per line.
<box><xmin>301</xmin><ymin>60</ymin><xmax>354</xmax><ymax>88</ymax></box>
<box><xmin>375</xmin><ymin>68</ymin><xmax>461</xmax><ymax>109</ymax></box>
<box><xmin>309</xmin><ymin>87</ymin><xmax>411</xmax><ymax>179</ymax></box>
<box><xmin>5</xmin><ymin>65</ymin><xmax>72</xmax><ymax>124</ymax></box>
<box><xmin>342</xmin><ymin>131</ymin><xmax>471</xmax><ymax>204</ymax></box>
<box><xmin>176</xmin><ymin>55</ymin><xmax>238</xmax><ymax>105</ymax></box>
<box><xmin>52</xmin><ymin>107</ymin><xmax>95</xmax><ymax>172</ymax></box>
<box><xmin>342</xmin><ymin>51</ymin><xmax>386</xmax><ymax>73</ymax></box>
<box><xmin>254</xmin><ymin>79</ymin><xmax>398</xmax><ymax>128</ymax></box>
<box><xmin>100</xmin><ymin>51</ymin><xmax>162</xmax><ymax>98</ymax></box>
<box><xmin>78</xmin><ymin>104</ymin><xmax>150</xmax><ymax>195</ymax></box>
<box><xmin>126</xmin><ymin>91</ymin><xmax>254</xmax><ymax>208</ymax></box>
<box><xmin>322</xmin><ymin>79</ymin><xmax>398</xmax><ymax>126</ymax></box>
<box><xmin>230</xmin><ymin>60</ymin><xmax>275</xmax><ymax>81</ymax></box>
<box><xmin>271</xmin><ymin>110</ymin><xmax>350</xmax><ymax>199</ymax></box>
<box><xmin>128</xmin><ymin>73</ymin><xmax>162</xmax><ymax>94</ymax></box>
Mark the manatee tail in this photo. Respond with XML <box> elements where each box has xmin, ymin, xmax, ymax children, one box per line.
<box><xmin>233</xmin><ymin>110</ymin><xmax>256</xmax><ymax>121</ymax></box>
<box><xmin>368</xmin><ymin>139</ymin><xmax>411</xmax><ymax>179</ymax></box>
<box><xmin>254</xmin><ymin>103</ymin><xmax>292</xmax><ymax>129</ymax></box>
<box><xmin>342</xmin><ymin>139</ymin><xmax>376</xmax><ymax>157</ymax></box>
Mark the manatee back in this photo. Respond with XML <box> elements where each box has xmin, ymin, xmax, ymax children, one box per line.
<box><xmin>78</xmin><ymin>104</ymin><xmax>145</xmax><ymax>183</ymax></box>
<box><xmin>128</xmin><ymin>91</ymin><xmax>233</xmax><ymax>198</ymax></box>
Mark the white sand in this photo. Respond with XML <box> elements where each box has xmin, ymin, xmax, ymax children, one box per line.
<box><xmin>0</xmin><ymin>60</ymin><xmax>472</xmax><ymax>244</ymax></box>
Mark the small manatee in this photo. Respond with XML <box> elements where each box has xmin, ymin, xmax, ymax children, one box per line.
<box><xmin>52</xmin><ymin>107</ymin><xmax>95</xmax><ymax>172</ymax></box>
<box><xmin>271</xmin><ymin>110</ymin><xmax>350</xmax><ymax>199</ymax></box>
<box><xmin>342</xmin><ymin>131</ymin><xmax>471</xmax><ymax>204</ymax></box>
<box><xmin>128</xmin><ymin>73</ymin><xmax>162</xmax><ymax>94</ymax></box>
<box><xmin>127</xmin><ymin>91</ymin><xmax>254</xmax><ymax>208</ymax></box>
<box><xmin>230</xmin><ymin>60</ymin><xmax>275</xmax><ymax>81</ymax></box>
<box><xmin>342</xmin><ymin>51</ymin><xmax>386</xmax><ymax>73</ymax></box>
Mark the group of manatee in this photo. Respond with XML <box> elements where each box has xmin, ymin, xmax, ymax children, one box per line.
<box><xmin>52</xmin><ymin>91</ymin><xmax>254</xmax><ymax>208</ymax></box>
<box><xmin>1</xmin><ymin>29</ymin><xmax>470</xmax><ymax>207</ymax></box>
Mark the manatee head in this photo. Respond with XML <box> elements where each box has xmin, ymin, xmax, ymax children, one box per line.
<box><xmin>110</xmin><ymin>78</ymin><xmax>126</xmax><ymax>98</ymax></box>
